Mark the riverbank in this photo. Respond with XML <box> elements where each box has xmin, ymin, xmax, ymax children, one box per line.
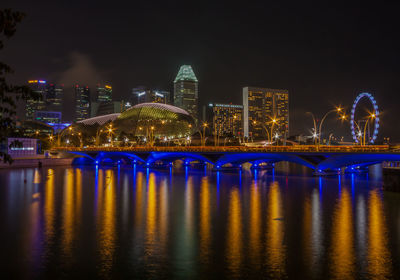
<box><xmin>0</xmin><ymin>157</ymin><xmax>73</xmax><ymax>169</ymax></box>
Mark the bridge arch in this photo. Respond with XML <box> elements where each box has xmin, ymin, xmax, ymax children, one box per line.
<box><xmin>215</xmin><ymin>153</ymin><xmax>316</xmax><ymax>170</ymax></box>
<box><xmin>146</xmin><ymin>152</ymin><xmax>214</xmax><ymax>165</ymax></box>
<box><xmin>317</xmin><ymin>154</ymin><xmax>400</xmax><ymax>171</ymax></box>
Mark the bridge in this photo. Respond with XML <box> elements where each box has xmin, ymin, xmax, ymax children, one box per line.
<box><xmin>53</xmin><ymin>145</ymin><xmax>400</xmax><ymax>173</ymax></box>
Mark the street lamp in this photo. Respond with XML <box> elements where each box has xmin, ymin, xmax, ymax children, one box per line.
<box><xmin>317</xmin><ymin>106</ymin><xmax>343</xmax><ymax>146</ymax></box>
<box><xmin>363</xmin><ymin>113</ymin><xmax>376</xmax><ymax>146</ymax></box>
<box><xmin>202</xmin><ymin>122</ymin><xmax>208</xmax><ymax>146</ymax></box>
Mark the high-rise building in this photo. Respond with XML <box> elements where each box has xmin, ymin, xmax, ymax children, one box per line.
<box><xmin>173</xmin><ymin>65</ymin><xmax>198</xmax><ymax>120</ymax></box>
<box><xmin>75</xmin><ymin>85</ymin><xmax>91</xmax><ymax>121</ymax></box>
<box><xmin>243</xmin><ymin>87</ymin><xmax>289</xmax><ymax>140</ymax></box>
<box><xmin>96</xmin><ymin>84</ymin><xmax>112</xmax><ymax>103</ymax></box>
<box><xmin>132</xmin><ymin>87</ymin><xmax>170</xmax><ymax>104</ymax></box>
<box><xmin>91</xmin><ymin>101</ymin><xmax>122</xmax><ymax>117</ymax></box>
<box><xmin>209</xmin><ymin>103</ymin><xmax>243</xmax><ymax>137</ymax></box>
<box><xmin>45</xmin><ymin>83</ymin><xmax>63</xmax><ymax>112</ymax></box>
<box><xmin>34</xmin><ymin>111</ymin><xmax>62</xmax><ymax>123</ymax></box>
<box><xmin>26</xmin><ymin>80</ymin><xmax>47</xmax><ymax>121</ymax></box>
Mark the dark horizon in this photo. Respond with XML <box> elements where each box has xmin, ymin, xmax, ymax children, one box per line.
<box><xmin>3</xmin><ymin>1</ymin><xmax>400</xmax><ymax>141</ymax></box>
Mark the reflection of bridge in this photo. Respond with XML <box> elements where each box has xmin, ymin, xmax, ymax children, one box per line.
<box><xmin>54</xmin><ymin>145</ymin><xmax>400</xmax><ymax>173</ymax></box>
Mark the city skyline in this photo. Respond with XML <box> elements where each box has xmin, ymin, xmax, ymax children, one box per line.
<box><xmin>3</xmin><ymin>1</ymin><xmax>400</xmax><ymax>141</ymax></box>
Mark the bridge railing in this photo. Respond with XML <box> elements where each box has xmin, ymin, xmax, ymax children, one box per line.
<box><xmin>53</xmin><ymin>145</ymin><xmax>391</xmax><ymax>153</ymax></box>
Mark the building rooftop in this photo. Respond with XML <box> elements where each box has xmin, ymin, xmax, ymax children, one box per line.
<box><xmin>174</xmin><ymin>65</ymin><xmax>198</xmax><ymax>83</ymax></box>
<box><xmin>77</xmin><ymin>113</ymin><xmax>120</xmax><ymax>126</ymax></box>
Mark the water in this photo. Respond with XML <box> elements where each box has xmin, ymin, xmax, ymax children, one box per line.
<box><xmin>0</xmin><ymin>164</ymin><xmax>399</xmax><ymax>279</ymax></box>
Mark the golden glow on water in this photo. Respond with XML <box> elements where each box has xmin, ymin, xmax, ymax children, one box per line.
<box><xmin>33</xmin><ymin>169</ymin><xmax>41</xmax><ymax>184</ymax></box>
<box><xmin>227</xmin><ymin>187</ymin><xmax>242</xmax><ymax>275</ymax></box>
<box><xmin>135</xmin><ymin>172</ymin><xmax>144</xmax><ymax>227</ymax></box>
<box><xmin>367</xmin><ymin>189</ymin><xmax>392</xmax><ymax>279</ymax></box>
<box><xmin>303</xmin><ymin>195</ymin><xmax>312</xmax><ymax>267</ymax></box>
<box><xmin>44</xmin><ymin>169</ymin><xmax>55</xmax><ymax>242</ymax></box>
<box><xmin>145</xmin><ymin>173</ymin><xmax>157</xmax><ymax>252</ymax></box>
<box><xmin>158</xmin><ymin>178</ymin><xmax>168</xmax><ymax>249</ymax></box>
<box><xmin>330</xmin><ymin>188</ymin><xmax>354</xmax><ymax>279</ymax></box>
<box><xmin>265</xmin><ymin>181</ymin><xmax>286</xmax><ymax>278</ymax></box>
<box><xmin>62</xmin><ymin>169</ymin><xmax>74</xmax><ymax>256</ymax></box>
<box><xmin>98</xmin><ymin>169</ymin><xmax>116</xmax><ymax>274</ymax></box>
<box><xmin>184</xmin><ymin>175</ymin><xmax>195</xmax><ymax>255</ymax></box>
<box><xmin>199</xmin><ymin>176</ymin><xmax>211</xmax><ymax>263</ymax></box>
<box><xmin>75</xmin><ymin>168</ymin><xmax>82</xmax><ymax>228</ymax></box>
<box><xmin>249</xmin><ymin>178</ymin><xmax>261</xmax><ymax>266</ymax></box>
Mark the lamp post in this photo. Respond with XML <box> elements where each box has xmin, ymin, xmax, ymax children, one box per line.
<box><xmin>202</xmin><ymin>122</ymin><xmax>208</xmax><ymax>146</ymax></box>
<box><xmin>363</xmin><ymin>113</ymin><xmax>376</xmax><ymax>146</ymax></box>
<box><xmin>317</xmin><ymin>107</ymin><xmax>342</xmax><ymax>145</ymax></box>
<box><xmin>306</xmin><ymin>112</ymin><xmax>317</xmax><ymax>145</ymax></box>
<box><xmin>270</xmin><ymin>118</ymin><xmax>277</xmax><ymax>145</ymax></box>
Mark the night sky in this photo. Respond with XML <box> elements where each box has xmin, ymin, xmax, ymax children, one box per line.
<box><xmin>3</xmin><ymin>1</ymin><xmax>400</xmax><ymax>141</ymax></box>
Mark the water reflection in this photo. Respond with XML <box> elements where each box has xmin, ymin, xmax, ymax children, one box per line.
<box><xmin>249</xmin><ymin>176</ymin><xmax>261</xmax><ymax>267</ymax></box>
<box><xmin>226</xmin><ymin>187</ymin><xmax>242</xmax><ymax>277</ymax></box>
<box><xmin>199</xmin><ymin>176</ymin><xmax>211</xmax><ymax>264</ymax></box>
<box><xmin>265</xmin><ymin>181</ymin><xmax>286</xmax><ymax>278</ymax></box>
<box><xmin>0</xmin><ymin>166</ymin><xmax>398</xmax><ymax>280</ymax></box>
<box><xmin>97</xmin><ymin>169</ymin><xmax>116</xmax><ymax>276</ymax></box>
<box><xmin>330</xmin><ymin>187</ymin><xmax>355</xmax><ymax>279</ymax></box>
<box><xmin>367</xmin><ymin>189</ymin><xmax>392</xmax><ymax>279</ymax></box>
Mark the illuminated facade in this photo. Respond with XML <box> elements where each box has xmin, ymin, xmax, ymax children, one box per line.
<box><xmin>133</xmin><ymin>87</ymin><xmax>170</xmax><ymax>104</ymax></box>
<box><xmin>75</xmin><ymin>85</ymin><xmax>91</xmax><ymax>121</ymax></box>
<box><xmin>26</xmin><ymin>80</ymin><xmax>64</xmax><ymax>122</ymax></box>
<box><xmin>243</xmin><ymin>87</ymin><xmax>289</xmax><ymax>139</ymax></box>
<box><xmin>209</xmin><ymin>103</ymin><xmax>243</xmax><ymax>137</ymax></box>
<box><xmin>91</xmin><ymin>101</ymin><xmax>122</xmax><ymax>117</ymax></box>
<box><xmin>173</xmin><ymin>65</ymin><xmax>199</xmax><ymax>120</ymax></box>
<box><xmin>34</xmin><ymin>111</ymin><xmax>62</xmax><ymax>123</ymax></box>
<box><xmin>26</xmin><ymin>80</ymin><xmax>47</xmax><ymax>121</ymax></box>
<box><xmin>114</xmin><ymin>103</ymin><xmax>195</xmax><ymax>137</ymax></box>
<box><xmin>96</xmin><ymin>84</ymin><xmax>112</xmax><ymax>102</ymax></box>
<box><xmin>46</xmin><ymin>84</ymin><xmax>63</xmax><ymax>112</ymax></box>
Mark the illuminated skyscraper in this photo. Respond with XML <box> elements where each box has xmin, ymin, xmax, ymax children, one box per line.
<box><xmin>208</xmin><ymin>103</ymin><xmax>243</xmax><ymax>137</ymax></box>
<box><xmin>133</xmin><ymin>87</ymin><xmax>170</xmax><ymax>104</ymax></box>
<box><xmin>26</xmin><ymin>80</ymin><xmax>47</xmax><ymax>121</ymax></box>
<box><xmin>96</xmin><ymin>84</ymin><xmax>112</xmax><ymax>102</ymax></box>
<box><xmin>75</xmin><ymin>85</ymin><xmax>91</xmax><ymax>121</ymax></box>
<box><xmin>243</xmin><ymin>87</ymin><xmax>289</xmax><ymax>140</ymax></box>
<box><xmin>46</xmin><ymin>83</ymin><xmax>63</xmax><ymax>112</ymax></box>
<box><xmin>173</xmin><ymin>65</ymin><xmax>198</xmax><ymax>120</ymax></box>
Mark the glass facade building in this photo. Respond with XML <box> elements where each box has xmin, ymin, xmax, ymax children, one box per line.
<box><xmin>173</xmin><ymin>65</ymin><xmax>199</xmax><ymax>120</ymax></box>
<box><xmin>133</xmin><ymin>87</ymin><xmax>170</xmax><ymax>105</ymax></box>
<box><xmin>209</xmin><ymin>103</ymin><xmax>243</xmax><ymax>137</ymax></box>
<box><xmin>26</xmin><ymin>80</ymin><xmax>47</xmax><ymax>121</ymax></box>
<box><xmin>243</xmin><ymin>87</ymin><xmax>289</xmax><ymax>140</ymax></box>
<box><xmin>75</xmin><ymin>85</ymin><xmax>91</xmax><ymax>121</ymax></box>
<box><xmin>96</xmin><ymin>84</ymin><xmax>112</xmax><ymax>103</ymax></box>
<box><xmin>26</xmin><ymin>80</ymin><xmax>64</xmax><ymax>123</ymax></box>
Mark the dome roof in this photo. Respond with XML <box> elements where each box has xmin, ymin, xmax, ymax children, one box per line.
<box><xmin>124</xmin><ymin>102</ymin><xmax>190</xmax><ymax>116</ymax></box>
<box><xmin>77</xmin><ymin>113</ymin><xmax>120</xmax><ymax>126</ymax></box>
<box><xmin>115</xmin><ymin>102</ymin><xmax>195</xmax><ymax>137</ymax></box>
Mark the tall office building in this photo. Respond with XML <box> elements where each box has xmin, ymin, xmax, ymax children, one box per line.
<box><xmin>173</xmin><ymin>65</ymin><xmax>198</xmax><ymax>120</ymax></box>
<box><xmin>75</xmin><ymin>85</ymin><xmax>91</xmax><ymax>121</ymax></box>
<box><xmin>45</xmin><ymin>83</ymin><xmax>63</xmax><ymax>112</ymax></box>
<box><xmin>243</xmin><ymin>87</ymin><xmax>289</xmax><ymax>139</ymax></box>
<box><xmin>209</xmin><ymin>103</ymin><xmax>243</xmax><ymax>137</ymax></box>
<box><xmin>132</xmin><ymin>87</ymin><xmax>170</xmax><ymax>104</ymax></box>
<box><xmin>26</xmin><ymin>80</ymin><xmax>47</xmax><ymax>121</ymax></box>
<box><xmin>96</xmin><ymin>84</ymin><xmax>112</xmax><ymax>102</ymax></box>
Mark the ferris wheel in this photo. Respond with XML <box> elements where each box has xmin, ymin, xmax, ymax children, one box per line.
<box><xmin>350</xmin><ymin>92</ymin><xmax>380</xmax><ymax>144</ymax></box>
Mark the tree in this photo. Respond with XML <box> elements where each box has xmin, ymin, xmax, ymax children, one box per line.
<box><xmin>0</xmin><ymin>9</ymin><xmax>38</xmax><ymax>163</ymax></box>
